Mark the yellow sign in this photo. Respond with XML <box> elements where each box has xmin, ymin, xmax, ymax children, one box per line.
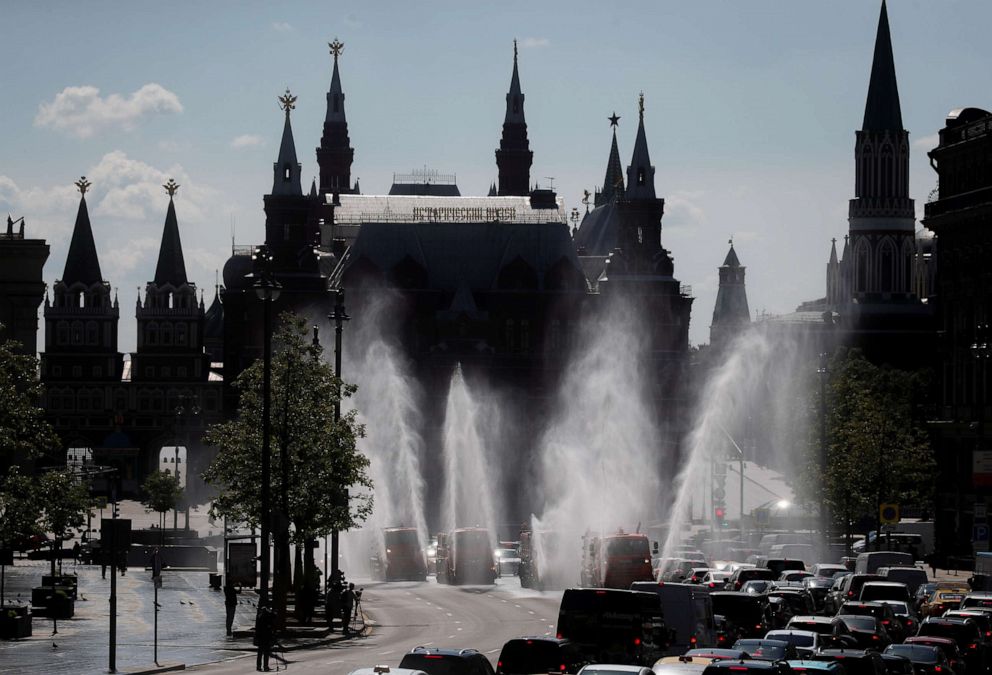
<box><xmin>879</xmin><ymin>503</ymin><xmax>900</xmax><ymax>525</ymax></box>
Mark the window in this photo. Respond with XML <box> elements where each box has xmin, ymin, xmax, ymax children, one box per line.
<box><xmin>148</xmin><ymin>323</ymin><xmax>159</xmax><ymax>345</ymax></box>
<box><xmin>145</xmin><ymin>367</ymin><xmax>154</xmax><ymax>378</ymax></box>
<box><xmin>162</xmin><ymin>366</ymin><xmax>171</xmax><ymax>377</ymax></box>
<box><xmin>57</xmin><ymin>322</ymin><xmax>68</xmax><ymax>344</ymax></box>
<box><xmin>284</xmin><ymin>165</ymin><xmax>291</xmax><ymax>180</ymax></box>
<box><xmin>513</xmin><ymin>96</ymin><xmax>519</xmax><ymax>114</ymax></box>
<box><xmin>856</xmin><ymin>244</ymin><xmax>869</xmax><ymax>293</ymax></box>
<box><xmin>92</xmin><ymin>366</ymin><xmax>102</xmax><ymax>377</ymax></box>
<box><xmin>505</xmin><ymin>319</ymin><xmax>516</xmax><ymax>352</ymax></box>
<box><xmin>333</xmin><ymin>94</ymin><xmax>340</xmax><ymax>113</ymax></box>
<box><xmin>71</xmin><ymin>321</ymin><xmax>84</xmax><ymax>345</ymax></box>
<box><xmin>52</xmin><ymin>365</ymin><xmax>62</xmax><ymax>377</ymax></box>
<box><xmin>177</xmin><ymin>366</ymin><xmax>187</xmax><ymax>378</ymax></box>
<box><xmin>86</xmin><ymin>321</ymin><xmax>98</xmax><ymax>345</ymax></box>
<box><xmin>72</xmin><ymin>365</ymin><xmax>82</xmax><ymax>378</ymax></box>
<box><xmin>176</xmin><ymin>324</ymin><xmax>187</xmax><ymax>346</ymax></box>
<box><xmin>880</xmin><ymin>243</ymin><xmax>894</xmax><ymax>293</ymax></box>
<box><xmin>284</xmin><ymin>224</ymin><xmax>291</xmax><ymax>241</ymax></box>
<box><xmin>637</xmin><ymin>226</ymin><xmax>643</xmax><ymax>244</ymax></box>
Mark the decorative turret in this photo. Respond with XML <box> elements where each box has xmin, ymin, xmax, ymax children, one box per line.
<box><xmin>495</xmin><ymin>40</ymin><xmax>533</xmax><ymax>197</ymax></box>
<box><xmin>317</xmin><ymin>38</ymin><xmax>356</xmax><ymax>196</ymax></box>
<box><xmin>847</xmin><ymin>0</ymin><xmax>916</xmax><ymax>300</ymax></box>
<box><xmin>154</xmin><ymin>179</ymin><xmax>189</xmax><ymax>285</ymax></box>
<box><xmin>626</xmin><ymin>94</ymin><xmax>656</xmax><ymax>201</ymax></box>
<box><xmin>272</xmin><ymin>90</ymin><xmax>303</xmax><ymax>197</ymax></box>
<box><xmin>595</xmin><ymin>112</ymin><xmax>625</xmax><ymax>207</ymax></box>
<box><xmin>63</xmin><ymin>176</ymin><xmax>104</xmax><ymax>286</ymax></box>
<box><xmin>710</xmin><ymin>240</ymin><xmax>751</xmax><ymax>348</ymax></box>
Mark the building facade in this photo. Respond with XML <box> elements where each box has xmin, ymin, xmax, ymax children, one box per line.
<box><xmin>0</xmin><ymin>214</ymin><xmax>48</xmax><ymax>356</ymax></box>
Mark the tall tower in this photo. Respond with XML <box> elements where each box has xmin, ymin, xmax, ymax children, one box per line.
<box><xmin>594</xmin><ymin>112</ymin><xmax>625</xmax><ymax>207</ymax></box>
<box><xmin>710</xmin><ymin>241</ymin><xmax>751</xmax><ymax>348</ymax></box>
<box><xmin>495</xmin><ymin>40</ymin><xmax>533</xmax><ymax>197</ymax></box>
<box><xmin>131</xmin><ymin>180</ymin><xmax>208</xmax><ymax>383</ymax></box>
<box><xmin>316</xmin><ymin>38</ymin><xmax>356</xmax><ymax>197</ymax></box>
<box><xmin>847</xmin><ymin>0</ymin><xmax>915</xmax><ymax>301</ymax></box>
<box><xmin>615</xmin><ymin>93</ymin><xmax>665</xmax><ymax>273</ymax></box>
<box><xmin>41</xmin><ymin>177</ymin><xmax>122</xmax><ymax>382</ymax></box>
<box><xmin>0</xmin><ymin>214</ymin><xmax>49</xmax><ymax>355</ymax></box>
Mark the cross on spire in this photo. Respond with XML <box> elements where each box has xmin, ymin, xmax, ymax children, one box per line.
<box><xmin>163</xmin><ymin>178</ymin><xmax>180</xmax><ymax>197</ymax></box>
<box><xmin>329</xmin><ymin>38</ymin><xmax>344</xmax><ymax>60</ymax></box>
<box><xmin>75</xmin><ymin>176</ymin><xmax>91</xmax><ymax>195</ymax></box>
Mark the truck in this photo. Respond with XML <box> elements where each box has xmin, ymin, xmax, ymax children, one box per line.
<box><xmin>630</xmin><ymin>581</ymin><xmax>716</xmax><ymax>654</ymax></box>
<box><xmin>581</xmin><ymin>530</ymin><xmax>654</xmax><ymax>590</ymax></box>
<box><xmin>435</xmin><ymin>527</ymin><xmax>497</xmax><ymax>585</ymax></box>
<box><xmin>557</xmin><ymin>587</ymin><xmax>672</xmax><ymax>665</ymax></box>
<box><xmin>370</xmin><ymin>527</ymin><xmax>427</xmax><ymax>582</ymax></box>
<box><xmin>519</xmin><ymin>529</ymin><xmax>566</xmax><ymax>590</ymax></box>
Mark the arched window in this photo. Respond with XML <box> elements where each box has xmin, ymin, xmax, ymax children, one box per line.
<box><xmin>162</xmin><ymin>324</ymin><xmax>173</xmax><ymax>345</ymax></box>
<box><xmin>855</xmin><ymin>242</ymin><xmax>870</xmax><ymax>293</ymax></box>
<box><xmin>879</xmin><ymin>240</ymin><xmax>894</xmax><ymax>293</ymax></box>
<box><xmin>176</xmin><ymin>323</ymin><xmax>187</xmax><ymax>346</ymax></box>
<box><xmin>505</xmin><ymin>319</ymin><xmax>516</xmax><ymax>352</ymax></box>
<box><xmin>86</xmin><ymin>321</ymin><xmax>99</xmax><ymax>345</ymax></box>
<box><xmin>71</xmin><ymin>321</ymin><xmax>84</xmax><ymax>345</ymax></box>
<box><xmin>57</xmin><ymin>321</ymin><xmax>68</xmax><ymax>344</ymax></box>
<box><xmin>148</xmin><ymin>322</ymin><xmax>159</xmax><ymax>346</ymax></box>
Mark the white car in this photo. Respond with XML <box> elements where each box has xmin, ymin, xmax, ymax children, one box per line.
<box><xmin>348</xmin><ymin>667</ymin><xmax>427</xmax><ymax>675</ymax></box>
<box><xmin>578</xmin><ymin>666</ymin><xmax>654</xmax><ymax>675</ymax></box>
<box><xmin>763</xmin><ymin>629</ymin><xmax>820</xmax><ymax>658</ymax></box>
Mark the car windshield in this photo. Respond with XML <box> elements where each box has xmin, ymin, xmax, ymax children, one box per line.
<box><xmin>879</xmin><ymin>601</ymin><xmax>909</xmax><ymax>615</ymax></box>
<box><xmin>841</xmin><ymin>616</ymin><xmax>878</xmax><ymax>631</ymax></box>
<box><xmin>885</xmin><ymin>645</ymin><xmax>940</xmax><ymax>664</ymax></box>
<box><xmin>789</xmin><ymin>621</ymin><xmax>833</xmax><ymax>635</ymax></box>
<box><xmin>742</xmin><ymin>581</ymin><xmax>772</xmax><ymax>594</ymax></box>
<box><xmin>805</xmin><ymin>578</ymin><xmax>833</xmax><ymax>589</ymax></box>
<box><xmin>767</xmin><ymin>632</ymin><xmax>815</xmax><ymax>648</ymax></box>
<box><xmin>400</xmin><ymin>653</ymin><xmax>478</xmax><ymax>675</ymax></box>
<box><xmin>734</xmin><ymin>641</ymin><xmax>788</xmax><ymax>660</ymax></box>
<box><xmin>607</xmin><ymin>537</ymin><xmax>650</xmax><ymax>557</ymax></box>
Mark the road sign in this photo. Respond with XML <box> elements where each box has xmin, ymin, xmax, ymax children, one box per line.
<box><xmin>712</xmin><ymin>486</ymin><xmax>726</xmax><ymax>501</ymax></box>
<box><xmin>754</xmin><ymin>508</ymin><xmax>770</xmax><ymax>526</ymax></box>
<box><xmin>879</xmin><ymin>503</ymin><xmax>900</xmax><ymax>525</ymax></box>
<box><xmin>975</xmin><ymin>524</ymin><xmax>990</xmax><ymax>543</ymax></box>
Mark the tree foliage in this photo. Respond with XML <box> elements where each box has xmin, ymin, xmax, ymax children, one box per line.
<box><xmin>141</xmin><ymin>469</ymin><xmax>183</xmax><ymax>515</ymax></box>
<box><xmin>37</xmin><ymin>470</ymin><xmax>91</xmax><ymax>543</ymax></box>
<box><xmin>797</xmin><ymin>348</ymin><xmax>935</xmax><ymax>537</ymax></box>
<box><xmin>203</xmin><ymin>312</ymin><xmax>372</xmax><ymax>542</ymax></box>
<box><xmin>0</xmin><ymin>467</ymin><xmax>38</xmax><ymax>548</ymax></box>
<box><xmin>0</xmin><ymin>325</ymin><xmax>60</xmax><ymax>466</ymax></box>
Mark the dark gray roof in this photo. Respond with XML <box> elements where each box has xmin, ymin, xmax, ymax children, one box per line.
<box><xmin>326</xmin><ymin>55</ymin><xmax>346</xmax><ymax>124</ymax></box>
<box><xmin>862</xmin><ymin>0</ymin><xmax>903</xmax><ymax>131</ymax></box>
<box><xmin>153</xmin><ymin>197</ymin><xmax>188</xmax><ymax>286</ymax></box>
<box><xmin>272</xmin><ymin>111</ymin><xmax>302</xmax><ymax>196</ymax></box>
<box><xmin>388</xmin><ymin>182</ymin><xmax>461</xmax><ymax>197</ymax></box>
<box><xmin>62</xmin><ymin>194</ymin><xmax>104</xmax><ymax>285</ymax></box>
<box><xmin>626</xmin><ymin>102</ymin><xmax>657</xmax><ymax>200</ymax></box>
<box><xmin>573</xmin><ymin>202</ymin><xmax>619</xmax><ymax>256</ymax></box>
<box><xmin>723</xmin><ymin>243</ymin><xmax>741</xmax><ymax>268</ymax></box>
<box><xmin>204</xmin><ymin>287</ymin><xmax>224</xmax><ymax>339</ymax></box>
<box><xmin>596</xmin><ymin>129</ymin><xmax>625</xmax><ymax>207</ymax></box>
<box><xmin>504</xmin><ymin>45</ymin><xmax>525</xmax><ymax>125</ymax></box>
<box><xmin>341</xmin><ymin>219</ymin><xmax>585</xmax><ymax>293</ymax></box>
<box><xmin>828</xmin><ymin>239</ymin><xmax>838</xmax><ymax>265</ymax></box>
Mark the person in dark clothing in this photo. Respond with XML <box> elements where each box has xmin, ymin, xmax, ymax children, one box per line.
<box><xmin>224</xmin><ymin>580</ymin><xmax>238</xmax><ymax>636</ymax></box>
<box><xmin>326</xmin><ymin>570</ymin><xmax>344</xmax><ymax>632</ymax></box>
<box><xmin>341</xmin><ymin>583</ymin><xmax>356</xmax><ymax>636</ymax></box>
<box><xmin>255</xmin><ymin>604</ymin><xmax>274</xmax><ymax>671</ymax></box>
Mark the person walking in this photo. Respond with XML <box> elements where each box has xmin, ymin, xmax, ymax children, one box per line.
<box><xmin>224</xmin><ymin>580</ymin><xmax>238</xmax><ymax>636</ymax></box>
<box><xmin>341</xmin><ymin>583</ymin><xmax>356</xmax><ymax>636</ymax></box>
<box><xmin>255</xmin><ymin>604</ymin><xmax>274</xmax><ymax>671</ymax></box>
<box><xmin>326</xmin><ymin>570</ymin><xmax>343</xmax><ymax>632</ymax></box>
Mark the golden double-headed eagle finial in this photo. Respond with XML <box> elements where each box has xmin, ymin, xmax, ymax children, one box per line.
<box><xmin>74</xmin><ymin>176</ymin><xmax>91</xmax><ymax>195</ymax></box>
<box><xmin>638</xmin><ymin>91</ymin><xmax>645</xmax><ymax>119</ymax></box>
<box><xmin>163</xmin><ymin>178</ymin><xmax>180</xmax><ymax>197</ymax></box>
<box><xmin>278</xmin><ymin>88</ymin><xmax>297</xmax><ymax>112</ymax></box>
<box><xmin>329</xmin><ymin>38</ymin><xmax>344</xmax><ymax>59</ymax></box>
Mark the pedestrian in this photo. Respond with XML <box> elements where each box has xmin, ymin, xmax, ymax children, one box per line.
<box><xmin>224</xmin><ymin>579</ymin><xmax>238</xmax><ymax>636</ymax></box>
<box><xmin>326</xmin><ymin>570</ymin><xmax>343</xmax><ymax>632</ymax></box>
<box><xmin>118</xmin><ymin>550</ymin><xmax>127</xmax><ymax>576</ymax></box>
<box><xmin>255</xmin><ymin>604</ymin><xmax>274</xmax><ymax>671</ymax></box>
<box><xmin>100</xmin><ymin>547</ymin><xmax>108</xmax><ymax>580</ymax></box>
<box><xmin>341</xmin><ymin>582</ymin><xmax>356</xmax><ymax>636</ymax></box>
<box><xmin>71</xmin><ymin>541</ymin><xmax>80</xmax><ymax>565</ymax></box>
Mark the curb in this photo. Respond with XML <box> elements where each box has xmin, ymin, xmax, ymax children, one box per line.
<box><xmin>121</xmin><ymin>661</ymin><xmax>186</xmax><ymax>674</ymax></box>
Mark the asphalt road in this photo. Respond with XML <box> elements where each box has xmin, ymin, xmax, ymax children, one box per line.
<box><xmin>188</xmin><ymin>576</ymin><xmax>564</xmax><ymax>674</ymax></box>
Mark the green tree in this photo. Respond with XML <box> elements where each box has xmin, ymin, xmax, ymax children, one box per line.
<box><xmin>203</xmin><ymin>313</ymin><xmax>372</xmax><ymax>621</ymax></box>
<box><xmin>0</xmin><ymin>468</ymin><xmax>37</xmax><ymax>607</ymax></box>
<box><xmin>798</xmin><ymin>348</ymin><xmax>935</xmax><ymax>549</ymax></box>
<box><xmin>0</xmin><ymin>325</ymin><xmax>60</xmax><ymax>470</ymax></box>
<box><xmin>141</xmin><ymin>470</ymin><xmax>183</xmax><ymax>544</ymax></box>
<box><xmin>37</xmin><ymin>470</ymin><xmax>91</xmax><ymax>575</ymax></box>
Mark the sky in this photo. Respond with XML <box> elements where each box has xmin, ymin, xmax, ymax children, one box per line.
<box><xmin>2</xmin><ymin>0</ymin><xmax>991</xmax><ymax>351</ymax></box>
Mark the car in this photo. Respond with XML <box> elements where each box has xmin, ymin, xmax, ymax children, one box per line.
<box><xmin>732</xmin><ymin>638</ymin><xmax>799</xmax><ymax>662</ymax></box>
<box><xmin>781</xmin><ymin>571</ymin><xmax>815</xmax><ymax>583</ymax></box>
<box><xmin>348</xmin><ymin>667</ymin><xmax>429</xmax><ymax>675</ymax></box>
<box><xmin>877</xmin><ymin>567</ymin><xmax>930</xmax><ymax>596</ymax></box>
<box><xmin>883</xmin><ymin>644</ymin><xmax>956</xmax><ymax>675</ymax></box>
<box><xmin>495</xmin><ymin>548</ymin><xmax>521</xmax><ymax>577</ymax></box>
<box><xmin>740</xmin><ymin>580</ymin><xmax>775</xmax><ymax>595</ymax></box>
<box><xmin>861</xmin><ymin>582</ymin><xmax>913</xmax><ymax>605</ymax></box>
<box><xmin>785</xmin><ymin>616</ymin><xmax>836</xmax><ymax>638</ymax></box>
<box><xmin>916</xmin><ymin>618</ymin><xmax>987</xmax><ymax>675</ymax></box>
<box><xmin>903</xmin><ymin>637</ymin><xmax>967</xmax><ymax>675</ymax></box>
<box><xmin>879</xmin><ymin>653</ymin><xmax>915</xmax><ymax>675</ymax></box>
<box><xmin>399</xmin><ymin>647</ymin><xmax>496</xmax><ymax>675</ymax></box>
<box><xmin>763</xmin><ymin>559</ymin><xmax>807</xmax><ymax>577</ymax></box>
<box><xmin>496</xmin><ymin>637</ymin><xmax>587</xmax><ymax>675</ymax></box>
<box><xmin>922</xmin><ymin>591</ymin><xmax>967</xmax><ymax>619</ymax></box>
<box><xmin>834</xmin><ymin>614</ymin><xmax>892</xmax><ymax>650</ymax></box>
<box><xmin>766</xmin><ymin>589</ymin><xmax>816</xmax><ymax>623</ymax></box>
<box><xmin>943</xmin><ymin>610</ymin><xmax>992</xmax><ymax>641</ymax></box>
<box><xmin>878</xmin><ymin>600</ymin><xmax>920</xmax><ymax>637</ymax></box>
<box><xmin>701</xmin><ymin>660</ymin><xmax>793</xmax><ymax>675</ymax></box>
<box><xmin>578</xmin><ymin>667</ymin><xmax>654</xmax><ymax>675</ymax></box>
<box><xmin>838</xmin><ymin>602</ymin><xmax>907</xmax><ymax>644</ymax></box>
<box><xmin>811</xmin><ymin>564</ymin><xmax>850</xmax><ymax>579</ymax></box>
<box><xmin>689</xmin><ymin>568</ymin><xmax>715</xmax><ymax>585</ymax></box>
<box><xmin>960</xmin><ymin>593</ymin><xmax>992</xmax><ymax>612</ymax></box>
<box><xmin>826</xmin><ymin>575</ymin><xmax>885</xmax><ymax>615</ymax></box>
<box><xmin>651</xmin><ymin>661</ymin><xmax>710</xmax><ymax>675</ymax></box>
<box><xmin>802</xmin><ymin>577</ymin><xmax>835</xmax><ymax>611</ymax></box>
<box><xmin>703</xmin><ymin>571</ymin><xmax>733</xmax><ymax>591</ymax></box>
<box><xmin>812</xmin><ymin>649</ymin><xmax>888</xmax><ymax>675</ymax></box>
<box><xmin>681</xmin><ymin>649</ymin><xmax>750</xmax><ymax>662</ymax></box>
<box><xmin>763</xmin><ymin>630</ymin><xmax>821</xmax><ymax>657</ymax></box>
<box><xmin>710</xmin><ymin>592</ymin><xmax>769</xmax><ymax>640</ymax></box>
<box><xmin>659</xmin><ymin>559</ymin><xmax>703</xmax><ymax>583</ymax></box>
<box><xmin>730</xmin><ymin>568</ymin><xmax>778</xmax><ymax>592</ymax></box>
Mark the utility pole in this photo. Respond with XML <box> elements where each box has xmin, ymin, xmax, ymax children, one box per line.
<box><xmin>328</xmin><ymin>289</ymin><xmax>350</xmax><ymax>579</ymax></box>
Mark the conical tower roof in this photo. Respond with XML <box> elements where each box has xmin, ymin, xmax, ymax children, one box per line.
<box><xmin>829</xmin><ymin>238</ymin><xmax>839</xmax><ymax>265</ymax></box>
<box><xmin>204</xmin><ymin>285</ymin><xmax>224</xmax><ymax>340</ymax></box>
<box><xmin>722</xmin><ymin>241</ymin><xmax>741</xmax><ymax>267</ymax></box>
<box><xmin>326</xmin><ymin>40</ymin><xmax>347</xmax><ymax>124</ymax></box>
<box><xmin>504</xmin><ymin>39</ymin><xmax>525</xmax><ymax>125</ymax></box>
<box><xmin>625</xmin><ymin>93</ymin><xmax>656</xmax><ymax>200</ymax></box>
<box><xmin>63</xmin><ymin>179</ymin><xmax>104</xmax><ymax>285</ymax></box>
<box><xmin>598</xmin><ymin>122</ymin><xmax>625</xmax><ymax>206</ymax></box>
<box><xmin>272</xmin><ymin>90</ymin><xmax>303</xmax><ymax>196</ymax></box>
<box><xmin>153</xmin><ymin>182</ymin><xmax>188</xmax><ymax>286</ymax></box>
<box><xmin>862</xmin><ymin>0</ymin><xmax>903</xmax><ymax>131</ymax></box>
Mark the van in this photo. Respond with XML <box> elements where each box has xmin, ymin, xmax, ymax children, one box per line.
<box><xmin>859</xmin><ymin>581</ymin><xmax>912</xmax><ymax>603</ymax></box>
<box><xmin>855</xmin><ymin>551</ymin><xmax>914</xmax><ymax>575</ymax></box>
<box><xmin>877</xmin><ymin>566</ymin><xmax>928</xmax><ymax>595</ymax></box>
<box><xmin>630</xmin><ymin>581</ymin><xmax>716</xmax><ymax>654</ymax></box>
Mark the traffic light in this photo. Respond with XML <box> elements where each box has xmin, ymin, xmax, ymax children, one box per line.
<box><xmin>714</xmin><ymin>506</ymin><xmax>727</xmax><ymax>528</ymax></box>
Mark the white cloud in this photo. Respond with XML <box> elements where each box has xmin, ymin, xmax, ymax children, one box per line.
<box><xmin>520</xmin><ymin>37</ymin><xmax>550</xmax><ymax>49</ymax></box>
<box><xmin>34</xmin><ymin>83</ymin><xmax>183</xmax><ymax>139</ymax></box>
<box><xmin>913</xmin><ymin>133</ymin><xmax>939</xmax><ymax>149</ymax></box>
<box><xmin>231</xmin><ymin>134</ymin><xmax>265</xmax><ymax>150</ymax></box>
<box><xmin>272</xmin><ymin>21</ymin><xmax>293</xmax><ymax>32</ymax></box>
<box><xmin>105</xmin><ymin>236</ymin><xmax>159</xmax><ymax>274</ymax></box>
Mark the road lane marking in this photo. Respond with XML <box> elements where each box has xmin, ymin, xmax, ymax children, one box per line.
<box><xmin>528</xmin><ymin>610</ymin><xmax>535</xmax><ymax>614</ymax></box>
<box><xmin>379</xmin><ymin>650</ymin><xmax>394</xmax><ymax>655</ymax></box>
<box><xmin>486</xmin><ymin>648</ymin><xmax>500</xmax><ymax>654</ymax></box>
<box><xmin>421</xmin><ymin>641</ymin><xmax>434</xmax><ymax>646</ymax></box>
<box><xmin>446</xmin><ymin>612</ymin><xmax>452</xmax><ymax>617</ymax></box>
<box><xmin>448</xmin><ymin>634</ymin><xmax>456</xmax><ymax>638</ymax></box>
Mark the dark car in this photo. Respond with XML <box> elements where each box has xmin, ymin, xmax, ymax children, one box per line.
<box><xmin>786</xmin><ymin>616</ymin><xmax>837</xmax><ymax>637</ymax></box>
<box><xmin>764</xmin><ymin>559</ymin><xmax>807</xmax><ymax>577</ymax></box>
<box><xmin>400</xmin><ymin>647</ymin><xmax>496</xmax><ymax>675</ymax></box>
<box><xmin>813</xmin><ymin>649</ymin><xmax>888</xmax><ymax>675</ymax></box>
<box><xmin>803</xmin><ymin>577</ymin><xmax>836</xmax><ymax>612</ymax></box>
<box><xmin>916</xmin><ymin>618</ymin><xmax>986</xmax><ymax>675</ymax></box>
<box><xmin>883</xmin><ymin>644</ymin><xmax>955</xmax><ymax>675</ymax></box>
<box><xmin>904</xmin><ymin>637</ymin><xmax>967</xmax><ymax>675</ymax></box>
<box><xmin>733</xmin><ymin>639</ymin><xmax>799</xmax><ymax>662</ymax></box>
<box><xmin>785</xmin><ymin>660</ymin><xmax>847</xmax><ymax>675</ymax></box>
<box><xmin>732</xmin><ymin>569</ymin><xmax>779</xmax><ymax>592</ymax></box>
<box><xmin>877</xmin><ymin>601</ymin><xmax>920</xmax><ymax>638</ymax></box>
<box><xmin>683</xmin><ymin>649</ymin><xmax>751</xmax><ymax>661</ymax></box>
<box><xmin>943</xmin><ymin>610</ymin><xmax>992</xmax><ymax>641</ymax></box>
<box><xmin>767</xmin><ymin>590</ymin><xmax>816</xmax><ymax>627</ymax></box>
<box><xmin>496</xmin><ymin>637</ymin><xmax>586</xmax><ymax>675</ymax></box>
<box><xmin>827</xmin><ymin>576</ymin><xmax>885</xmax><ymax>615</ymax></box>
<box><xmin>834</xmin><ymin>615</ymin><xmax>892</xmax><ymax>650</ymax></box>
<box><xmin>711</xmin><ymin>592</ymin><xmax>769</xmax><ymax>640</ymax></box>
<box><xmin>838</xmin><ymin>602</ymin><xmax>907</xmax><ymax>644</ymax></box>
<box><xmin>701</xmin><ymin>659</ymin><xmax>793</xmax><ymax>675</ymax></box>
<box><xmin>880</xmin><ymin>654</ymin><xmax>915</xmax><ymax>675</ymax></box>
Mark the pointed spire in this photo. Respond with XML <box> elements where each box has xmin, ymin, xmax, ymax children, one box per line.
<box><xmin>273</xmin><ymin>89</ymin><xmax>303</xmax><ymax>196</ymax></box>
<box><xmin>598</xmin><ymin>114</ymin><xmax>625</xmax><ymax>206</ymax></box>
<box><xmin>153</xmin><ymin>179</ymin><xmax>188</xmax><ymax>286</ymax></box>
<box><xmin>504</xmin><ymin>39</ymin><xmax>525</xmax><ymax>125</ymax></box>
<box><xmin>626</xmin><ymin>92</ymin><xmax>656</xmax><ymax>200</ymax></box>
<box><xmin>63</xmin><ymin>176</ymin><xmax>104</xmax><ymax>285</ymax></box>
<box><xmin>723</xmin><ymin>239</ymin><xmax>741</xmax><ymax>267</ymax></box>
<box><xmin>326</xmin><ymin>38</ymin><xmax>347</xmax><ymax>124</ymax></box>
<box><xmin>863</xmin><ymin>0</ymin><xmax>903</xmax><ymax>131</ymax></box>
<box><xmin>829</xmin><ymin>238</ymin><xmax>839</xmax><ymax>265</ymax></box>
<box><xmin>309</xmin><ymin>178</ymin><xmax>318</xmax><ymax>199</ymax></box>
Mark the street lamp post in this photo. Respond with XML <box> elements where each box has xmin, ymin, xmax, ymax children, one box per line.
<box><xmin>251</xmin><ymin>245</ymin><xmax>280</xmax><ymax>611</ymax></box>
<box><xmin>328</xmin><ymin>289</ymin><xmax>350</xmax><ymax>580</ymax></box>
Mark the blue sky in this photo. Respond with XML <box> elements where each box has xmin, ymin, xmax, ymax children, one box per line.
<box><xmin>2</xmin><ymin>0</ymin><xmax>990</xmax><ymax>350</ymax></box>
